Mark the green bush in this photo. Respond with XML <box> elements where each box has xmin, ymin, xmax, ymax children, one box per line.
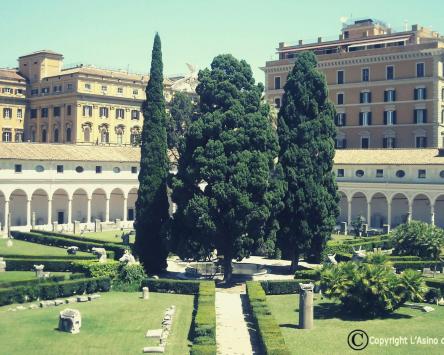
<box><xmin>391</xmin><ymin>221</ymin><xmax>444</xmax><ymax>259</ymax></box>
<box><xmin>1</xmin><ymin>254</ymin><xmax>94</xmax><ymax>260</ymax></box>
<box><xmin>392</xmin><ymin>260</ymin><xmax>442</xmax><ymax>272</ymax></box>
<box><xmin>69</xmin><ymin>273</ymin><xmax>87</xmax><ymax>280</ymax></box>
<box><xmin>0</xmin><ymin>275</ymin><xmax>66</xmax><ymax>289</ymax></box>
<box><xmin>294</xmin><ymin>269</ymin><xmax>320</xmax><ymax>281</ymax></box>
<box><xmin>72</xmin><ymin>260</ymin><xmax>120</xmax><ymax>279</ymax></box>
<box><xmin>113</xmin><ymin>263</ymin><xmax>147</xmax><ymax>291</ymax></box>
<box><xmin>246</xmin><ymin>282</ymin><xmax>290</xmax><ymax>355</ymax></box>
<box><xmin>4</xmin><ymin>258</ymin><xmax>76</xmax><ymax>272</ymax></box>
<box><xmin>425</xmin><ymin>279</ymin><xmax>444</xmax><ymax>292</ymax></box>
<box><xmin>323</xmin><ymin>235</ymin><xmax>392</xmax><ymax>259</ymax></box>
<box><xmin>190</xmin><ymin>281</ymin><xmax>216</xmax><ymax>355</ymax></box>
<box><xmin>260</xmin><ymin>280</ymin><xmax>312</xmax><ymax>295</ymax></box>
<box><xmin>142</xmin><ymin>278</ymin><xmax>200</xmax><ymax>294</ymax></box>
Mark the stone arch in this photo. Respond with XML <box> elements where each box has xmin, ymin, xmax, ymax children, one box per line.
<box><xmin>72</xmin><ymin>188</ymin><xmax>88</xmax><ymax>223</ymax></box>
<box><xmin>351</xmin><ymin>191</ymin><xmax>368</xmax><ymax>223</ymax></box>
<box><xmin>91</xmin><ymin>188</ymin><xmax>107</xmax><ymax>222</ymax></box>
<box><xmin>52</xmin><ymin>188</ymin><xmax>69</xmax><ymax>224</ymax></box>
<box><xmin>31</xmin><ymin>189</ymin><xmax>49</xmax><ymax>226</ymax></box>
<box><xmin>390</xmin><ymin>193</ymin><xmax>409</xmax><ymax>227</ymax></box>
<box><xmin>127</xmin><ymin>187</ymin><xmax>138</xmax><ymax>221</ymax></box>
<box><xmin>0</xmin><ymin>190</ymin><xmax>6</xmax><ymax>229</ymax></box>
<box><xmin>412</xmin><ymin>193</ymin><xmax>431</xmax><ymax>223</ymax></box>
<box><xmin>434</xmin><ymin>194</ymin><xmax>444</xmax><ymax>228</ymax></box>
<box><xmin>82</xmin><ymin>122</ymin><xmax>92</xmax><ymax>143</ymax></box>
<box><xmin>369</xmin><ymin>192</ymin><xmax>388</xmax><ymax>228</ymax></box>
<box><xmin>99</xmin><ymin>124</ymin><xmax>109</xmax><ymax>144</ymax></box>
<box><xmin>10</xmin><ymin>189</ymin><xmax>28</xmax><ymax>226</ymax></box>
<box><xmin>109</xmin><ymin>188</ymin><xmax>124</xmax><ymax>221</ymax></box>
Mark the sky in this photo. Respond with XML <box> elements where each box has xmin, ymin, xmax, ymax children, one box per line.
<box><xmin>1</xmin><ymin>0</ymin><xmax>443</xmax><ymax>83</ymax></box>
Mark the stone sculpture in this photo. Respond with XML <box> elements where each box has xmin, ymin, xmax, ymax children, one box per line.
<box><xmin>58</xmin><ymin>309</ymin><xmax>81</xmax><ymax>334</ymax></box>
<box><xmin>92</xmin><ymin>247</ymin><xmax>107</xmax><ymax>263</ymax></box>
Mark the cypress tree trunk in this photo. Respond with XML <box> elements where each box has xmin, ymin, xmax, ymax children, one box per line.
<box><xmin>290</xmin><ymin>249</ymin><xmax>299</xmax><ymax>273</ymax></box>
<box><xmin>134</xmin><ymin>33</ymin><xmax>170</xmax><ymax>275</ymax></box>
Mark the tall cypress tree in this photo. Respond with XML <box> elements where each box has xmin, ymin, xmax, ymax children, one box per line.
<box><xmin>277</xmin><ymin>51</ymin><xmax>339</xmax><ymax>271</ymax></box>
<box><xmin>135</xmin><ymin>33</ymin><xmax>169</xmax><ymax>274</ymax></box>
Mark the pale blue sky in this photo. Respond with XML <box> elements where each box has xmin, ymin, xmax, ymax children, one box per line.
<box><xmin>0</xmin><ymin>0</ymin><xmax>443</xmax><ymax>83</ymax></box>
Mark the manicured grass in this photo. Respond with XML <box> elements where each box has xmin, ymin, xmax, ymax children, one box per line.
<box><xmin>0</xmin><ymin>291</ymin><xmax>194</xmax><ymax>355</ymax></box>
<box><xmin>0</xmin><ymin>271</ymin><xmax>70</xmax><ymax>283</ymax></box>
<box><xmin>82</xmin><ymin>231</ymin><xmax>135</xmax><ymax>244</ymax></box>
<box><xmin>330</xmin><ymin>234</ymin><xmax>355</xmax><ymax>242</ymax></box>
<box><xmin>0</xmin><ymin>239</ymin><xmax>91</xmax><ymax>257</ymax></box>
<box><xmin>267</xmin><ymin>294</ymin><xmax>444</xmax><ymax>354</ymax></box>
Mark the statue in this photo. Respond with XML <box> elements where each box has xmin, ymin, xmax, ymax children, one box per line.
<box><xmin>118</xmin><ymin>249</ymin><xmax>137</xmax><ymax>265</ymax></box>
<box><xmin>326</xmin><ymin>254</ymin><xmax>338</xmax><ymax>265</ymax></box>
<box><xmin>351</xmin><ymin>246</ymin><xmax>367</xmax><ymax>262</ymax></box>
<box><xmin>91</xmin><ymin>247</ymin><xmax>107</xmax><ymax>263</ymax></box>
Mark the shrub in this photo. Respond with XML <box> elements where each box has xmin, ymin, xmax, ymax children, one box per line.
<box><xmin>294</xmin><ymin>269</ymin><xmax>320</xmax><ymax>281</ymax></box>
<box><xmin>4</xmin><ymin>258</ymin><xmax>76</xmax><ymax>272</ymax></box>
<box><xmin>321</xmin><ymin>261</ymin><xmax>427</xmax><ymax>317</ymax></box>
<box><xmin>392</xmin><ymin>260</ymin><xmax>442</xmax><ymax>272</ymax></box>
<box><xmin>113</xmin><ymin>263</ymin><xmax>147</xmax><ymax>291</ymax></box>
<box><xmin>142</xmin><ymin>278</ymin><xmax>200</xmax><ymax>294</ymax></box>
<box><xmin>1</xmin><ymin>254</ymin><xmax>94</xmax><ymax>260</ymax></box>
<box><xmin>425</xmin><ymin>279</ymin><xmax>444</xmax><ymax>292</ymax></box>
<box><xmin>69</xmin><ymin>273</ymin><xmax>87</xmax><ymax>280</ymax></box>
<box><xmin>391</xmin><ymin>221</ymin><xmax>444</xmax><ymax>259</ymax></box>
<box><xmin>246</xmin><ymin>282</ymin><xmax>290</xmax><ymax>355</ymax></box>
<box><xmin>72</xmin><ymin>260</ymin><xmax>120</xmax><ymax>279</ymax></box>
<box><xmin>260</xmin><ymin>280</ymin><xmax>303</xmax><ymax>295</ymax></box>
<box><xmin>0</xmin><ymin>275</ymin><xmax>66</xmax><ymax>289</ymax></box>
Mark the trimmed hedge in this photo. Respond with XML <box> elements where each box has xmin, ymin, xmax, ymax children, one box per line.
<box><xmin>294</xmin><ymin>269</ymin><xmax>320</xmax><ymax>281</ymax></box>
<box><xmin>324</xmin><ymin>235</ymin><xmax>392</xmax><ymax>257</ymax></box>
<box><xmin>425</xmin><ymin>279</ymin><xmax>444</xmax><ymax>292</ymax></box>
<box><xmin>392</xmin><ymin>260</ymin><xmax>442</xmax><ymax>271</ymax></box>
<box><xmin>12</xmin><ymin>231</ymin><xmax>126</xmax><ymax>259</ymax></box>
<box><xmin>0</xmin><ymin>276</ymin><xmax>111</xmax><ymax>306</ymax></box>
<box><xmin>2</xmin><ymin>254</ymin><xmax>95</xmax><ymax>260</ymax></box>
<box><xmin>0</xmin><ymin>275</ymin><xmax>66</xmax><ymax>289</ymax></box>
<box><xmin>142</xmin><ymin>278</ymin><xmax>200</xmax><ymax>295</ymax></box>
<box><xmin>5</xmin><ymin>258</ymin><xmax>77</xmax><ymax>272</ymax></box>
<box><xmin>72</xmin><ymin>260</ymin><xmax>120</xmax><ymax>279</ymax></box>
<box><xmin>246</xmin><ymin>281</ymin><xmax>290</xmax><ymax>355</ymax></box>
<box><xmin>31</xmin><ymin>229</ymin><xmax>126</xmax><ymax>247</ymax></box>
<box><xmin>260</xmin><ymin>280</ymin><xmax>314</xmax><ymax>295</ymax></box>
<box><xmin>190</xmin><ymin>281</ymin><xmax>216</xmax><ymax>355</ymax></box>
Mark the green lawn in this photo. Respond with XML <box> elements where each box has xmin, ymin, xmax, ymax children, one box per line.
<box><xmin>0</xmin><ymin>239</ymin><xmax>91</xmax><ymax>257</ymax></box>
<box><xmin>0</xmin><ymin>291</ymin><xmax>194</xmax><ymax>355</ymax></box>
<box><xmin>0</xmin><ymin>271</ymin><xmax>70</xmax><ymax>284</ymax></box>
<box><xmin>267</xmin><ymin>294</ymin><xmax>444</xmax><ymax>354</ymax></box>
<box><xmin>82</xmin><ymin>231</ymin><xmax>135</xmax><ymax>244</ymax></box>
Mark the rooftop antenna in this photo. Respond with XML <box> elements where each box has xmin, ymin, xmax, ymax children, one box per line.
<box><xmin>404</xmin><ymin>20</ymin><xmax>408</xmax><ymax>31</ymax></box>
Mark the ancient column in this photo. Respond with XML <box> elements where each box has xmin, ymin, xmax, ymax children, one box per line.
<box><xmin>431</xmin><ymin>204</ymin><xmax>435</xmax><ymax>225</ymax></box>
<box><xmin>87</xmin><ymin>198</ymin><xmax>91</xmax><ymax>223</ymax></box>
<box><xmin>105</xmin><ymin>198</ymin><xmax>110</xmax><ymax>222</ymax></box>
<box><xmin>366</xmin><ymin>201</ymin><xmax>371</xmax><ymax>228</ymax></box>
<box><xmin>67</xmin><ymin>199</ymin><xmax>72</xmax><ymax>225</ymax></box>
<box><xmin>26</xmin><ymin>199</ymin><xmax>31</xmax><ymax>227</ymax></box>
<box><xmin>4</xmin><ymin>200</ymin><xmax>9</xmax><ymax>232</ymax></box>
<box><xmin>123</xmin><ymin>197</ymin><xmax>128</xmax><ymax>222</ymax></box>
<box><xmin>347</xmin><ymin>199</ymin><xmax>352</xmax><ymax>226</ymax></box>
<box><xmin>47</xmin><ymin>199</ymin><xmax>52</xmax><ymax>225</ymax></box>
<box><xmin>387</xmin><ymin>199</ymin><xmax>392</xmax><ymax>229</ymax></box>
<box><xmin>299</xmin><ymin>283</ymin><xmax>314</xmax><ymax>329</ymax></box>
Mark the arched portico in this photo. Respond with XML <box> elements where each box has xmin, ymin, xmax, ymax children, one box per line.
<box><xmin>91</xmin><ymin>188</ymin><xmax>107</xmax><ymax>222</ymax></box>
<box><xmin>369</xmin><ymin>192</ymin><xmax>388</xmax><ymax>228</ymax></box>
<box><xmin>412</xmin><ymin>194</ymin><xmax>432</xmax><ymax>223</ymax></box>
<box><xmin>390</xmin><ymin>193</ymin><xmax>409</xmax><ymax>227</ymax></box>
<box><xmin>52</xmin><ymin>189</ymin><xmax>69</xmax><ymax>224</ymax></box>
<box><xmin>127</xmin><ymin>188</ymin><xmax>138</xmax><ymax>221</ymax></box>
<box><xmin>10</xmin><ymin>189</ymin><xmax>28</xmax><ymax>226</ymax></box>
<box><xmin>350</xmin><ymin>192</ymin><xmax>368</xmax><ymax>223</ymax></box>
<box><xmin>31</xmin><ymin>189</ymin><xmax>49</xmax><ymax>226</ymax></box>
<box><xmin>109</xmin><ymin>188</ymin><xmax>124</xmax><ymax>221</ymax></box>
<box><xmin>72</xmin><ymin>189</ymin><xmax>88</xmax><ymax>223</ymax></box>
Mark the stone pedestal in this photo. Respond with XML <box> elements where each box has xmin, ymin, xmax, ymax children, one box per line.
<box><xmin>52</xmin><ymin>221</ymin><xmax>58</xmax><ymax>232</ymax></box>
<box><xmin>0</xmin><ymin>257</ymin><xmax>6</xmax><ymax>272</ymax></box>
<box><xmin>299</xmin><ymin>283</ymin><xmax>314</xmax><ymax>329</ymax></box>
<box><xmin>142</xmin><ymin>286</ymin><xmax>150</xmax><ymax>300</ymax></box>
<box><xmin>73</xmin><ymin>221</ymin><xmax>80</xmax><ymax>235</ymax></box>
<box><xmin>340</xmin><ymin>222</ymin><xmax>347</xmax><ymax>235</ymax></box>
<box><xmin>121</xmin><ymin>233</ymin><xmax>130</xmax><ymax>245</ymax></box>
<box><xmin>362</xmin><ymin>223</ymin><xmax>368</xmax><ymax>237</ymax></box>
<box><xmin>94</xmin><ymin>219</ymin><xmax>101</xmax><ymax>233</ymax></box>
<box><xmin>382</xmin><ymin>224</ymin><xmax>390</xmax><ymax>234</ymax></box>
<box><xmin>58</xmin><ymin>309</ymin><xmax>81</xmax><ymax>334</ymax></box>
<box><xmin>34</xmin><ymin>264</ymin><xmax>45</xmax><ymax>278</ymax></box>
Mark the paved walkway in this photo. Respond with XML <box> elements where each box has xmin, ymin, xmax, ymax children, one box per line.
<box><xmin>216</xmin><ymin>284</ymin><xmax>261</xmax><ymax>355</ymax></box>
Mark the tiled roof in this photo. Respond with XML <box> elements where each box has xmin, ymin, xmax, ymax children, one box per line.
<box><xmin>0</xmin><ymin>68</ymin><xmax>26</xmax><ymax>82</ymax></box>
<box><xmin>18</xmin><ymin>50</ymin><xmax>63</xmax><ymax>58</ymax></box>
<box><xmin>334</xmin><ymin>149</ymin><xmax>444</xmax><ymax>165</ymax></box>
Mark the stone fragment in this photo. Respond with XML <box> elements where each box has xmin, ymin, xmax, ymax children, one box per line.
<box><xmin>77</xmin><ymin>296</ymin><xmax>89</xmax><ymax>302</ymax></box>
<box><xmin>145</xmin><ymin>329</ymin><xmax>163</xmax><ymax>339</ymax></box>
<box><xmin>88</xmin><ymin>294</ymin><xmax>101</xmax><ymax>301</ymax></box>
<box><xmin>58</xmin><ymin>308</ymin><xmax>81</xmax><ymax>334</ymax></box>
<box><xmin>54</xmin><ymin>299</ymin><xmax>64</xmax><ymax>306</ymax></box>
<box><xmin>142</xmin><ymin>346</ymin><xmax>165</xmax><ymax>353</ymax></box>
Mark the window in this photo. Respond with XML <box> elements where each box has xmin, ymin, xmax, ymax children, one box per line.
<box><xmin>83</xmin><ymin>126</ymin><xmax>90</xmax><ymax>142</ymax></box>
<box><xmin>337</xmin><ymin>169</ymin><xmax>344</xmax><ymax>177</ymax></box>
<box><xmin>53</xmin><ymin>85</ymin><xmax>62</xmax><ymax>93</ymax></box>
<box><xmin>414</xmin><ymin>109</ymin><xmax>427</xmax><ymax>124</ymax></box>
<box><xmin>66</xmin><ymin>127</ymin><xmax>72</xmax><ymax>142</ymax></box>
<box><xmin>386</xmin><ymin>66</ymin><xmax>394</xmax><ymax>80</ymax></box>
<box><xmin>337</xmin><ymin>93</ymin><xmax>344</xmax><ymax>105</ymax></box>
<box><xmin>53</xmin><ymin>106</ymin><xmax>61</xmax><ymax>117</ymax></box>
<box><xmin>362</xmin><ymin>68</ymin><xmax>369</xmax><ymax>82</ymax></box>
<box><xmin>383</xmin><ymin>136</ymin><xmax>396</xmax><ymax>148</ymax></box>
<box><xmin>274</xmin><ymin>77</ymin><xmax>281</xmax><ymax>90</ymax></box>
<box><xmin>101</xmin><ymin>85</ymin><xmax>107</xmax><ymax>92</ymax></box>
<box><xmin>14</xmin><ymin>164</ymin><xmax>22</xmax><ymax>173</ymax></box>
<box><xmin>376</xmin><ymin>169</ymin><xmax>384</xmax><ymax>178</ymax></box>
<box><xmin>113</xmin><ymin>167</ymin><xmax>121</xmax><ymax>173</ymax></box>
<box><xmin>131</xmin><ymin>110</ymin><xmax>139</xmax><ymax>120</ymax></box>
<box><xmin>116</xmin><ymin>109</ymin><xmax>125</xmax><ymax>119</ymax></box>
<box><xmin>131</xmin><ymin>166</ymin><xmax>138</xmax><ymax>174</ymax></box>
<box><xmin>130</xmin><ymin>132</ymin><xmax>139</xmax><ymax>145</ymax></box>
<box><xmin>83</xmin><ymin>105</ymin><xmax>92</xmax><ymax>117</ymax></box>
<box><xmin>41</xmin><ymin>87</ymin><xmax>50</xmax><ymax>94</ymax></box>
<box><xmin>117</xmin><ymin>131</ymin><xmax>123</xmax><ymax>145</ymax></box>
<box><xmin>360</xmin><ymin>91</ymin><xmax>371</xmax><ymax>103</ymax></box>
<box><xmin>335</xmin><ymin>113</ymin><xmax>346</xmax><ymax>126</ymax></box>
<box><xmin>99</xmin><ymin>107</ymin><xmax>109</xmax><ymax>118</ymax></box>
<box><xmin>41</xmin><ymin>129</ymin><xmax>47</xmax><ymax>142</ymax></box>
<box><xmin>416</xmin><ymin>63</ymin><xmax>425</xmax><ymax>77</ymax></box>
<box><xmin>361</xmin><ymin>137</ymin><xmax>369</xmax><ymax>149</ymax></box>
<box><xmin>30</xmin><ymin>109</ymin><xmax>37</xmax><ymax>119</ymax></box>
<box><xmin>396</xmin><ymin>170</ymin><xmax>405</xmax><ymax>178</ymax></box>
<box><xmin>31</xmin><ymin>89</ymin><xmax>38</xmax><ymax>96</ymax></box>
<box><xmin>384</xmin><ymin>89</ymin><xmax>396</xmax><ymax>102</ymax></box>
<box><xmin>35</xmin><ymin>165</ymin><xmax>44</xmax><ymax>173</ymax></box>
<box><xmin>355</xmin><ymin>170</ymin><xmax>364</xmax><ymax>177</ymax></box>
<box><xmin>57</xmin><ymin>165</ymin><xmax>64</xmax><ymax>173</ymax></box>
<box><xmin>15</xmin><ymin>131</ymin><xmax>23</xmax><ymax>142</ymax></box>
<box><xmin>101</xmin><ymin>129</ymin><xmax>109</xmax><ymax>143</ymax></box>
<box><xmin>133</xmin><ymin>89</ymin><xmax>138</xmax><ymax>95</ymax></box>
<box><xmin>66</xmin><ymin>83</ymin><xmax>73</xmax><ymax>91</ymax></box>
<box><xmin>67</xmin><ymin>105</ymin><xmax>72</xmax><ymax>116</ymax></box>
<box><xmin>54</xmin><ymin>128</ymin><xmax>59</xmax><ymax>143</ymax></box>
<box><xmin>418</xmin><ymin>169</ymin><xmax>426</xmax><ymax>179</ymax></box>
<box><xmin>84</xmin><ymin>83</ymin><xmax>91</xmax><ymax>90</ymax></box>
<box><xmin>384</xmin><ymin>110</ymin><xmax>397</xmax><ymax>125</ymax></box>
<box><xmin>41</xmin><ymin>108</ymin><xmax>48</xmax><ymax>118</ymax></box>
<box><xmin>335</xmin><ymin>138</ymin><xmax>346</xmax><ymax>149</ymax></box>
<box><xmin>95</xmin><ymin>166</ymin><xmax>102</xmax><ymax>174</ymax></box>
<box><xmin>17</xmin><ymin>109</ymin><xmax>23</xmax><ymax>119</ymax></box>
<box><xmin>2</xmin><ymin>87</ymin><xmax>13</xmax><ymax>94</ymax></box>
<box><xmin>3</xmin><ymin>108</ymin><xmax>12</xmax><ymax>119</ymax></box>
<box><xmin>31</xmin><ymin>130</ymin><xmax>36</xmax><ymax>142</ymax></box>
<box><xmin>414</xmin><ymin>88</ymin><xmax>427</xmax><ymax>100</ymax></box>
<box><xmin>75</xmin><ymin>166</ymin><xmax>84</xmax><ymax>173</ymax></box>
<box><xmin>117</xmin><ymin>87</ymin><xmax>123</xmax><ymax>94</ymax></box>
<box><xmin>274</xmin><ymin>98</ymin><xmax>281</xmax><ymax>108</ymax></box>
<box><xmin>416</xmin><ymin>136</ymin><xmax>427</xmax><ymax>148</ymax></box>
<box><xmin>337</xmin><ymin>70</ymin><xmax>344</xmax><ymax>84</ymax></box>
<box><xmin>15</xmin><ymin>89</ymin><xmax>23</xmax><ymax>95</ymax></box>
<box><xmin>359</xmin><ymin>112</ymin><xmax>372</xmax><ymax>126</ymax></box>
<box><xmin>2</xmin><ymin>131</ymin><xmax>12</xmax><ymax>142</ymax></box>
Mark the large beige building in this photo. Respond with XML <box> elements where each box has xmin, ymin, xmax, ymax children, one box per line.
<box><xmin>0</xmin><ymin>50</ymin><xmax>197</xmax><ymax>145</ymax></box>
<box><xmin>263</xmin><ymin>19</ymin><xmax>444</xmax><ymax>149</ymax></box>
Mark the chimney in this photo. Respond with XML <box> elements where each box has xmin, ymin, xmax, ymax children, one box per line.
<box><xmin>317</xmin><ymin>37</ymin><xmax>322</xmax><ymax>43</ymax></box>
<box><xmin>339</xmin><ymin>34</ymin><xmax>344</xmax><ymax>40</ymax></box>
<box><xmin>412</xmin><ymin>24</ymin><xmax>418</xmax><ymax>31</ymax></box>
<box><xmin>298</xmin><ymin>40</ymin><xmax>303</xmax><ymax>45</ymax></box>
<box><xmin>279</xmin><ymin>42</ymin><xmax>285</xmax><ymax>48</ymax></box>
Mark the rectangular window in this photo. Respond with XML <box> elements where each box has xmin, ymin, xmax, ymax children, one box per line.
<box><xmin>414</xmin><ymin>87</ymin><xmax>427</xmax><ymax>100</ymax></box>
<box><xmin>131</xmin><ymin>166</ymin><xmax>138</xmax><ymax>174</ymax></box>
<box><xmin>384</xmin><ymin>110</ymin><xmax>397</xmax><ymax>125</ymax></box>
<box><xmin>360</xmin><ymin>91</ymin><xmax>371</xmax><ymax>104</ymax></box>
<box><xmin>274</xmin><ymin>77</ymin><xmax>281</xmax><ymax>90</ymax></box>
<box><xmin>359</xmin><ymin>112</ymin><xmax>372</xmax><ymax>126</ymax></box>
<box><xmin>14</xmin><ymin>164</ymin><xmax>22</xmax><ymax>173</ymax></box>
<box><xmin>337</xmin><ymin>169</ymin><xmax>344</xmax><ymax>177</ymax></box>
<box><xmin>101</xmin><ymin>85</ymin><xmax>107</xmax><ymax>92</ymax></box>
<box><xmin>376</xmin><ymin>169</ymin><xmax>384</xmax><ymax>178</ymax></box>
<box><xmin>274</xmin><ymin>98</ymin><xmax>281</xmax><ymax>108</ymax></box>
<box><xmin>83</xmin><ymin>105</ymin><xmax>93</xmax><ymax>117</ymax></box>
<box><xmin>337</xmin><ymin>93</ymin><xmax>344</xmax><ymax>105</ymax></box>
<box><xmin>53</xmin><ymin>85</ymin><xmax>62</xmax><ymax>93</ymax></box>
<box><xmin>41</xmin><ymin>108</ymin><xmax>48</xmax><ymax>118</ymax></box>
<box><xmin>414</xmin><ymin>109</ymin><xmax>427</xmax><ymax>124</ymax></box>
<box><xmin>361</xmin><ymin>137</ymin><xmax>369</xmax><ymax>149</ymax></box>
<box><xmin>335</xmin><ymin>113</ymin><xmax>346</xmax><ymax>126</ymax></box>
<box><xmin>15</xmin><ymin>89</ymin><xmax>23</xmax><ymax>95</ymax></box>
<box><xmin>31</xmin><ymin>89</ymin><xmax>38</xmax><ymax>96</ymax></box>
<box><xmin>386</xmin><ymin>66</ymin><xmax>394</xmax><ymax>80</ymax></box>
<box><xmin>2</xmin><ymin>131</ymin><xmax>12</xmax><ymax>142</ymax></box>
<box><xmin>56</xmin><ymin>165</ymin><xmax>64</xmax><ymax>173</ymax></box>
<box><xmin>17</xmin><ymin>109</ymin><xmax>23</xmax><ymax>119</ymax></box>
<box><xmin>2</xmin><ymin>87</ymin><xmax>13</xmax><ymax>94</ymax></box>
<box><xmin>116</xmin><ymin>108</ymin><xmax>125</xmax><ymax>119</ymax></box>
<box><xmin>383</xmin><ymin>137</ymin><xmax>396</xmax><ymax>148</ymax></box>
<box><xmin>3</xmin><ymin>108</ymin><xmax>12</xmax><ymax>119</ymax></box>
<box><xmin>99</xmin><ymin>107</ymin><xmax>109</xmax><ymax>118</ymax></box>
<box><xmin>133</xmin><ymin>89</ymin><xmax>139</xmax><ymax>95</ymax></box>
<box><xmin>117</xmin><ymin>87</ymin><xmax>123</xmax><ymax>94</ymax></box>
<box><xmin>84</xmin><ymin>83</ymin><xmax>91</xmax><ymax>90</ymax></box>
<box><xmin>66</xmin><ymin>83</ymin><xmax>73</xmax><ymax>91</ymax></box>
<box><xmin>95</xmin><ymin>166</ymin><xmax>102</xmax><ymax>174</ymax></box>
<box><xmin>418</xmin><ymin>169</ymin><xmax>426</xmax><ymax>178</ymax></box>
<box><xmin>416</xmin><ymin>63</ymin><xmax>425</xmax><ymax>77</ymax></box>
<box><xmin>337</xmin><ymin>70</ymin><xmax>344</xmax><ymax>84</ymax></box>
<box><xmin>41</xmin><ymin>87</ymin><xmax>50</xmax><ymax>94</ymax></box>
<box><xmin>131</xmin><ymin>110</ymin><xmax>139</xmax><ymax>120</ymax></box>
<box><xmin>335</xmin><ymin>138</ymin><xmax>346</xmax><ymax>149</ymax></box>
<box><xmin>362</xmin><ymin>68</ymin><xmax>369</xmax><ymax>82</ymax></box>
<box><xmin>53</xmin><ymin>107</ymin><xmax>61</xmax><ymax>117</ymax></box>
<box><xmin>416</xmin><ymin>136</ymin><xmax>427</xmax><ymax>148</ymax></box>
<box><xmin>30</xmin><ymin>109</ymin><xmax>37</xmax><ymax>119</ymax></box>
<box><xmin>384</xmin><ymin>89</ymin><xmax>396</xmax><ymax>102</ymax></box>
<box><xmin>67</xmin><ymin>105</ymin><xmax>72</xmax><ymax>116</ymax></box>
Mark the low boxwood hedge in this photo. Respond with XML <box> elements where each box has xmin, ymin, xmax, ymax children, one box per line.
<box><xmin>246</xmin><ymin>281</ymin><xmax>290</xmax><ymax>355</ymax></box>
<box><xmin>294</xmin><ymin>269</ymin><xmax>320</xmax><ymax>281</ymax></box>
<box><xmin>0</xmin><ymin>276</ymin><xmax>111</xmax><ymax>306</ymax></box>
<box><xmin>0</xmin><ymin>275</ymin><xmax>66</xmax><ymax>289</ymax></box>
<box><xmin>392</xmin><ymin>260</ymin><xmax>442</xmax><ymax>271</ymax></box>
<box><xmin>2</xmin><ymin>254</ymin><xmax>95</xmax><ymax>260</ymax></box>
<box><xmin>12</xmin><ymin>231</ymin><xmax>125</xmax><ymax>259</ymax></box>
<box><xmin>5</xmin><ymin>258</ymin><xmax>77</xmax><ymax>272</ymax></box>
<box><xmin>324</xmin><ymin>235</ymin><xmax>393</xmax><ymax>258</ymax></box>
<box><xmin>190</xmin><ymin>281</ymin><xmax>216</xmax><ymax>355</ymax></box>
<box><xmin>259</xmin><ymin>280</ymin><xmax>314</xmax><ymax>295</ymax></box>
<box><xmin>425</xmin><ymin>279</ymin><xmax>444</xmax><ymax>292</ymax></box>
<box><xmin>142</xmin><ymin>278</ymin><xmax>201</xmax><ymax>295</ymax></box>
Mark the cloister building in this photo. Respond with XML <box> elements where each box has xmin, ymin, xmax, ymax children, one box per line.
<box><xmin>1</xmin><ymin>143</ymin><xmax>444</xmax><ymax>234</ymax></box>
